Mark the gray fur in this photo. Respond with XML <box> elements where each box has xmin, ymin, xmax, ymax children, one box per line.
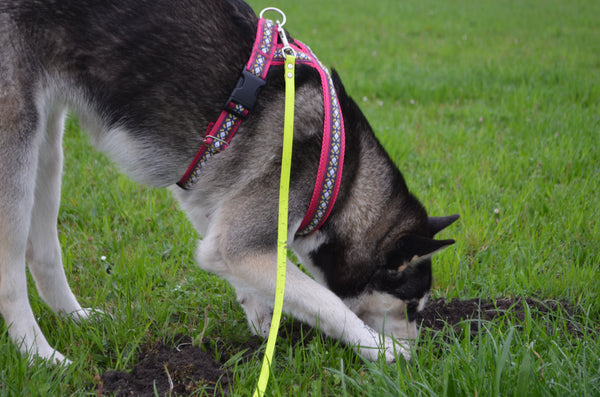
<box><xmin>0</xmin><ymin>0</ymin><xmax>457</xmax><ymax>364</ymax></box>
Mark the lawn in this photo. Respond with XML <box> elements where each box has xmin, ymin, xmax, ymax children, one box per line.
<box><xmin>1</xmin><ymin>0</ymin><xmax>599</xmax><ymax>395</ymax></box>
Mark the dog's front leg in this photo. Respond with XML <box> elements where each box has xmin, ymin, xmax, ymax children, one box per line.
<box><xmin>196</xmin><ymin>236</ymin><xmax>409</xmax><ymax>362</ymax></box>
<box><xmin>232</xmin><ymin>282</ymin><xmax>273</xmax><ymax>339</ymax></box>
<box><xmin>281</xmin><ymin>259</ymin><xmax>411</xmax><ymax>362</ymax></box>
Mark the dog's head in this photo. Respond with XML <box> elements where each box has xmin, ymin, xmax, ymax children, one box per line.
<box><xmin>310</xmin><ymin>213</ymin><xmax>459</xmax><ymax>342</ymax></box>
<box><xmin>350</xmin><ymin>214</ymin><xmax>459</xmax><ymax>340</ymax></box>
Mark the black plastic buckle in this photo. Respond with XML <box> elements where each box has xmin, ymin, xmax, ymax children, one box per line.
<box><xmin>224</xmin><ymin>69</ymin><xmax>267</xmax><ymax>118</ymax></box>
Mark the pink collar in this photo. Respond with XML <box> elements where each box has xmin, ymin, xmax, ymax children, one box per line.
<box><xmin>177</xmin><ymin>18</ymin><xmax>345</xmax><ymax>236</ymax></box>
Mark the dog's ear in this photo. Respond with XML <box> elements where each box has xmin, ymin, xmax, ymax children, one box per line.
<box><xmin>376</xmin><ymin>234</ymin><xmax>453</xmax><ymax>299</ymax></box>
<box><xmin>385</xmin><ymin>234</ymin><xmax>455</xmax><ymax>269</ymax></box>
<box><xmin>428</xmin><ymin>214</ymin><xmax>460</xmax><ymax>236</ymax></box>
<box><xmin>399</xmin><ymin>234</ymin><xmax>455</xmax><ymax>258</ymax></box>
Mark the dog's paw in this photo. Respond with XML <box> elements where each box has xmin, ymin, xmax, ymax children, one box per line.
<box><xmin>247</xmin><ymin>310</ymin><xmax>272</xmax><ymax>339</ymax></box>
<box><xmin>68</xmin><ymin>307</ymin><xmax>107</xmax><ymax>323</ymax></box>
<box><xmin>384</xmin><ymin>338</ymin><xmax>412</xmax><ymax>363</ymax></box>
<box><xmin>49</xmin><ymin>350</ymin><xmax>72</xmax><ymax>366</ymax></box>
<box><xmin>356</xmin><ymin>335</ymin><xmax>412</xmax><ymax>363</ymax></box>
<box><xmin>237</xmin><ymin>293</ymin><xmax>273</xmax><ymax>338</ymax></box>
<box><xmin>28</xmin><ymin>347</ymin><xmax>72</xmax><ymax>366</ymax></box>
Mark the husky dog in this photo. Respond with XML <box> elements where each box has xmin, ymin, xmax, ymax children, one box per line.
<box><xmin>0</xmin><ymin>0</ymin><xmax>458</xmax><ymax>364</ymax></box>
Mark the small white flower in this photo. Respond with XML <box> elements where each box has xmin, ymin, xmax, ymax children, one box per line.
<box><xmin>100</xmin><ymin>255</ymin><xmax>107</xmax><ymax>261</ymax></box>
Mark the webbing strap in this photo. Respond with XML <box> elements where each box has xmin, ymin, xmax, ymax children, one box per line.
<box><xmin>253</xmin><ymin>51</ymin><xmax>296</xmax><ymax>397</ymax></box>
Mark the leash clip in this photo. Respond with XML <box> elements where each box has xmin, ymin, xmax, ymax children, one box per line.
<box><xmin>260</xmin><ymin>7</ymin><xmax>296</xmax><ymax>57</ymax></box>
<box><xmin>278</xmin><ymin>24</ymin><xmax>296</xmax><ymax>57</ymax></box>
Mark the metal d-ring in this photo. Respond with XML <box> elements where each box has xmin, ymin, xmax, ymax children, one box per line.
<box><xmin>259</xmin><ymin>7</ymin><xmax>286</xmax><ymax>27</ymax></box>
<box><xmin>204</xmin><ymin>135</ymin><xmax>229</xmax><ymax>150</ymax></box>
<box><xmin>260</xmin><ymin>7</ymin><xmax>295</xmax><ymax>57</ymax></box>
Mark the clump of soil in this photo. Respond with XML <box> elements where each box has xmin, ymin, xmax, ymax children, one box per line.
<box><xmin>97</xmin><ymin>298</ymin><xmax>579</xmax><ymax>396</ymax></box>
<box><xmin>98</xmin><ymin>336</ymin><xmax>229</xmax><ymax>397</ymax></box>
<box><xmin>417</xmin><ymin>297</ymin><xmax>581</xmax><ymax>336</ymax></box>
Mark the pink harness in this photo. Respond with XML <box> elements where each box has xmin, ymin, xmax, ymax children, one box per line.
<box><xmin>177</xmin><ymin>18</ymin><xmax>345</xmax><ymax>236</ymax></box>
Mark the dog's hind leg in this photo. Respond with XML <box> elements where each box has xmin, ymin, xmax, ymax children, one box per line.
<box><xmin>26</xmin><ymin>105</ymin><xmax>93</xmax><ymax>323</ymax></box>
<box><xmin>0</xmin><ymin>95</ymin><xmax>67</xmax><ymax>363</ymax></box>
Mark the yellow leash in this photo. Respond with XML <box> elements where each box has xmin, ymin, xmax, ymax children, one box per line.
<box><xmin>252</xmin><ymin>29</ymin><xmax>296</xmax><ymax>397</ymax></box>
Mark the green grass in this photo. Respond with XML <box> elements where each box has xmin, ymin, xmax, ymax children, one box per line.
<box><xmin>2</xmin><ymin>0</ymin><xmax>599</xmax><ymax>395</ymax></box>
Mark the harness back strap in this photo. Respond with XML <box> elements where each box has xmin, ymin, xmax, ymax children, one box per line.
<box><xmin>177</xmin><ymin>18</ymin><xmax>279</xmax><ymax>189</ymax></box>
<box><xmin>177</xmin><ymin>18</ymin><xmax>345</xmax><ymax>236</ymax></box>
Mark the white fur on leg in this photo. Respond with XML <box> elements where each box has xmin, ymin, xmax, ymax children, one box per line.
<box><xmin>233</xmin><ymin>285</ymin><xmax>272</xmax><ymax>338</ymax></box>
<box><xmin>25</xmin><ymin>105</ymin><xmax>89</xmax><ymax>320</ymax></box>
<box><xmin>195</xmin><ymin>235</ymin><xmax>409</xmax><ymax>363</ymax></box>
<box><xmin>0</xmin><ymin>247</ymin><xmax>70</xmax><ymax>364</ymax></box>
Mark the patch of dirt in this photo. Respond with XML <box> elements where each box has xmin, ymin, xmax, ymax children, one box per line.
<box><xmin>417</xmin><ymin>297</ymin><xmax>581</xmax><ymax>336</ymax></box>
<box><xmin>97</xmin><ymin>298</ymin><xmax>580</xmax><ymax>396</ymax></box>
<box><xmin>98</xmin><ymin>335</ymin><xmax>230</xmax><ymax>396</ymax></box>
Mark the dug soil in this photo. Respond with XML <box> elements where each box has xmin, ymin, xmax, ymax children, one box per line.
<box><xmin>98</xmin><ymin>336</ymin><xmax>229</xmax><ymax>396</ymax></box>
<box><xmin>97</xmin><ymin>297</ymin><xmax>578</xmax><ymax>396</ymax></box>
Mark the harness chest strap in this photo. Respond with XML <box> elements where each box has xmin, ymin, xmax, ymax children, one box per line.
<box><xmin>275</xmin><ymin>42</ymin><xmax>345</xmax><ymax>235</ymax></box>
<box><xmin>177</xmin><ymin>18</ymin><xmax>345</xmax><ymax>236</ymax></box>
